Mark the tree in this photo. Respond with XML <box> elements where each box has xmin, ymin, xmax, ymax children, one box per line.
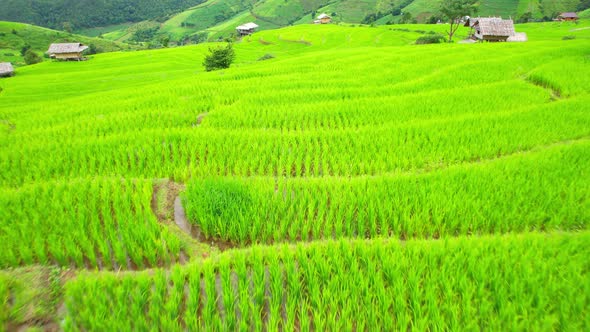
<box><xmin>20</xmin><ymin>44</ymin><xmax>31</xmax><ymax>56</ymax></box>
<box><xmin>440</xmin><ymin>0</ymin><xmax>477</xmax><ymax>42</ymax></box>
<box><xmin>203</xmin><ymin>43</ymin><xmax>235</xmax><ymax>72</ymax></box>
<box><xmin>62</xmin><ymin>21</ymin><xmax>73</xmax><ymax>33</ymax></box>
<box><xmin>24</xmin><ymin>50</ymin><xmax>42</xmax><ymax>65</ymax></box>
<box><xmin>399</xmin><ymin>12</ymin><xmax>417</xmax><ymax>24</ymax></box>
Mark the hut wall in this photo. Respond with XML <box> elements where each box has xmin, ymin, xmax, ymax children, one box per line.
<box><xmin>53</xmin><ymin>52</ymin><xmax>83</xmax><ymax>59</ymax></box>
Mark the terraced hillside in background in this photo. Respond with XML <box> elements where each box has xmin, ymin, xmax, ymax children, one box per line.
<box><xmin>0</xmin><ymin>21</ymin><xmax>138</xmax><ymax>66</ymax></box>
<box><xmin>96</xmin><ymin>0</ymin><xmax>587</xmax><ymax>42</ymax></box>
<box><xmin>1</xmin><ymin>21</ymin><xmax>589</xmax><ymax>330</ymax></box>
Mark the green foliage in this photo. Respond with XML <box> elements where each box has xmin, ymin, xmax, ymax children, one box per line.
<box><xmin>129</xmin><ymin>26</ymin><xmax>159</xmax><ymax>42</ymax></box>
<box><xmin>257</xmin><ymin>53</ymin><xmax>275</xmax><ymax>61</ymax></box>
<box><xmin>0</xmin><ymin>0</ymin><xmax>206</xmax><ymax>30</ymax></box>
<box><xmin>202</xmin><ymin>42</ymin><xmax>235</xmax><ymax>71</ymax></box>
<box><xmin>23</xmin><ymin>49</ymin><xmax>42</xmax><ymax>65</ymax></box>
<box><xmin>20</xmin><ymin>44</ymin><xmax>31</xmax><ymax>56</ymax></box>
<box><xmin>416</xmin><ymin>33</ymin><xmax>446</xmax><ymax>44</ymax></box>
<box><xmin>440</xmin><ymin>0</ymin><xmax>478</xmax><ymax>41</ymax></box>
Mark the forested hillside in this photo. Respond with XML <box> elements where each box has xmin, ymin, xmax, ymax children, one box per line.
<box><xmin>0</xmin><ymin>0</ymin><xmax>205</xmax><ymax>30</ymax></box>
<box><xmin>1</xmin><ymin>0</ymin><xmax>587</xmax><ymax>33</ymax></box>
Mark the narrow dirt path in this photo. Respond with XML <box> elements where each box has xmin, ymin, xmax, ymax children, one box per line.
<box><xmin>152</xmin><ymin>180</ymin><xmax>238</xmax><ymax>255</ymax></box>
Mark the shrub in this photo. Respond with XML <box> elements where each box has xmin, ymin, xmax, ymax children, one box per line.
<box><xmin>416</xmin><ymin>34</ymin><xmax>447</xmax><ymax>44</ymax></box>
<box><xmin>20</xmin><ymin>45</ymin><xmax>31</xmax><ymax>56</ymax></box>
<box><xmin>24</xmin><ymin>50</ymin><xmax>42</xmax><ymax>65</ymax></box>
<box><xmin>258</xmin><ymin>53</ymin><xmax>275</xmax><ymax>61</ymax></box>
<box><xmin>203</xmin><ymin>43</ymin><xmax>235</xmax><ymax>72</ymax></box>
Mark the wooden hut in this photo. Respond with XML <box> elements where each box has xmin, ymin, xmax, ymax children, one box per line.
<box><xmin>556</xmin><ymin>12</ymin><xmax>579</xmax><ymax>21</ymax></box>
<box><xmin>0</xmin><ymin>62</ymin><xmax>14</xmax><ymax>77</ymax></box>
<box><xmin>236</xmin><ymin>23</ymin><xmax>259</xmax><ymax>36</ymax></box>
<box><xmin>465</xmin><ymin>17</ymin><xmax>515</xmax><ymax>42</ymax></box>
<box><xmin>47</xmin><ymin>43</ymin><xmax>89</xmax><ymax>61</ymax></box>
<box><xmin>314</xmin><ymin>13</ymin><xmax>332</xmax><ymax>24</ymax></box>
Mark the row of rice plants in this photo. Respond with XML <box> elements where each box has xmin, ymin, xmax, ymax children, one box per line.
<box><xmin>183</xmin><ymin>139</ymin><xmax>590</xmax><ymax>244</ymax></box>
<box><xmin>63</xmin><ymin>231</ymin><xmax>590</xmax><ymax>331</ymax></box>
<box><xmin>2</xmin><ymin>92</ymin><xmax>589</xmax><ymax>186</ymax></box>
<box><xmin>0</xmin><ymin>178</ymin><xmax>184</xmax><ymax>269</ymax></box>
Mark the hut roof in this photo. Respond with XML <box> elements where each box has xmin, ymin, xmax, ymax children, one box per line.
<box><xmin>317</xmin><ymin>13</ymin><xmax>330</xmax><ymax>19</ymax></box>
<box><xmin>473</xmin><ymin>18</ymin><xmax>515</xmax><ymax>37</ymax></box>
<box><xmin>0</xmin><ymin>62</ymin><xmax>14</xmax><ymax>75</ymax></box>
<box><xmin>236</xmin><ymin>22</ymin><xmax>259</xmax><ymax>30</ymax></box>
<box><xmin>47</xmin><ymin>43</ymin><xmax>89</xmax><ymax>54</ymax></box>
<box><xmin>559</xmin><ymin>12</ymin><xmax>578</xmax><ymax>19</ymax></box>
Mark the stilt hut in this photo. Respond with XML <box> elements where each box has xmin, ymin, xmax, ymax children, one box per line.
<box><xmin>465</xmin><ymin>17</ymin><xmax>515</xmax><ymax>42</ymax></box>
<box><xmin>556</xmin><ymin>12</ymin><xmax>579</xmax><ymax>22</ymax></box>
<box><xmin>47</xmin><ymin>43</ymin><xmax>89</xmax><ymax>61</ymax></box>
<box><xmin>236</xmin><ymin>23</ymin><xmax>259</xmax><ymax>36</ymax></box>
<box><xmin>0</xmin><ymin>62</ymin><xmax>14</xmax><ymax>77</ymax></box>
<box><xmin>314</xmin><ymin>13</ymin><xmax>332</xmax><ymax>24</ymax></box>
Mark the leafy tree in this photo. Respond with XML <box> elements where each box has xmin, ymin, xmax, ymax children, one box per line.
<box><xmin>578</xmin><ymin>0</ymin><xmax>590</xmax><ymax>11</ymax></box>
<box><xmin>62</xmin><ymin>21</ymin><xmax>73</xmax><ymax>33</ymax></box>
<box><xmin>20</xmin><ymin>45</ymin><xmax>31</xmax><ymax>56</ymax></box>
<box><xmin>440</xmin><ymin>0</ymin><xmax>478</xmax><ymax>42</ymax></box>
<box><xmin>517</xmin><ymin>12</ymin><xmax>533</xmax><ymax>23</ymax></box>
<box><xmin>203</xmin><ymin>43</ymin><xmax>235</xmax><ymax>72</ymax></box>
<box><xmin>24</xmin><ymin>49</ymin><xmax>42</xmax><ymax>65</ymax></box>
<box><xmin>160</xmin><ymin>36</ymin><xmax>170</xmax><ymax>48</ymax></box>
<box><xmin>399</xmin><ymin>12</ymin><xmax>417</xmax><ymax>24</ymax></box>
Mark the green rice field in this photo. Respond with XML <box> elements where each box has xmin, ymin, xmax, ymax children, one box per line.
<box><xmin>0</xmin><ymin>21</ymin><xmax>589</xmax><ymax>330</ymax></box>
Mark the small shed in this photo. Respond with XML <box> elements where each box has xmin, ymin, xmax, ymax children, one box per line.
<box><xmin>47</xmin><ymin>43</ymin><xmax>89</xmax><ymax>61</ymax></box>
<box><xmin>557</xmin><ymin>12</ymin><xmax>579</xmax><ymax>21</ymax></box>
<box><xmin>236</xmin><ymin>22</ymin><xmax>259</xmax><ymax>36</ymax></box>
<box><xmin>0</xmin><ymin>62</ymin><xmax>15</xmax><ymax>77</ymax></box>
<box><xmin>465</xmin><ymin>17</ymin><xmax>515</xmax><ymax>42</ymax></box>
<box><xmin>314</xmin><ymin>13</ymin><xmax>332</xmax><ymax>24</ymax></box>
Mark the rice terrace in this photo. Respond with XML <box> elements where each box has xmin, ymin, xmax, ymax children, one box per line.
<box><xmin>0</xmin><ymin>0</ymin><xmax>589</xmax><ymax>330</ymax></box>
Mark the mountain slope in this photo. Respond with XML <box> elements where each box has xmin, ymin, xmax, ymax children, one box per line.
<box><xmin>155</xmin><ymin>0</ymin><xmax>585</xmax><ymax>42</ymax></box>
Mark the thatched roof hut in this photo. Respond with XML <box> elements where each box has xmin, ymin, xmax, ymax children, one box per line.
<box><xmin>466</xmin><ymin>18</ymin><xmax>515</xmax><ymax>42</ymax></box>
<box><xmin>557</xmin><ymin>12</ymin><xmax>579</xmax><ymax>21</ymax></box>
<box><xmin>236</xmin><ymin>23</ymin><xmax>259</xmax><ymax>36</ymax></box>
<box><xmin>315</xmin><ymin>13</ymin><xmax>332</xmax><ymax>24</ymax></box>
<box><xmin>47</xmin><ymin>43</ymin><xmax>89</xmax><ymax>60</ymax></box>
<box><xmin>0</xmin><ymin>62</ymin><xmax>14</xmax><ymax>77</ymax></box>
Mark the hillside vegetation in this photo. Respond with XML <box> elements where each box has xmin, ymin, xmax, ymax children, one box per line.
<box><xmin>0</xmin><ymin>0</ymin><xmax>205</xmax><ymax>30</ymax></box>
<box><xmin>99</xmin><ymin>0</ymin><xmax>589</xmax><ymax>43</ymax></box>
<box><xmin>2</xmin><ymin>0</ymin><xmax>587</xmax><ymax>43</ymax></box>
<box><xmin>0</xmin><ymin>21</ymin><xmax>137</xmax><ymax>66</ymax></box>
